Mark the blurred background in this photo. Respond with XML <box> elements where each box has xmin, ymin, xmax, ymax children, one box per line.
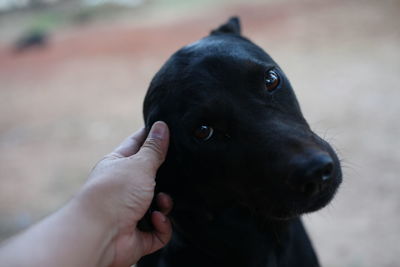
<box><xmin>0</xmin><ymin>0</ymin><xmax>399</xmax><ymax>266</ymax></box>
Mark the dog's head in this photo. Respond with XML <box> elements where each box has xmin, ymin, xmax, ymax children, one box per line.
<box><xmin>143</xmin><ymin>17</ymin><xmax>342</xmax><ymax>221</ymax></box>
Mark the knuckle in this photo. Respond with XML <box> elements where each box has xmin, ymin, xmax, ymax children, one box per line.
<box><xmin>142</xmin><ymin>138</ymin><xmax>164</xmax><ymax>160</ymax></box>
<box><xmin>103</xmin><ymin>152</ymin><xmax>122</xmax><ymax>160</ymax></box>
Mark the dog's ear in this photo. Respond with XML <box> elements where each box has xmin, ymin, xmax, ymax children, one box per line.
<box><xmin>211</xmin><ymin>16</ymin><xmax>241</xmax><ymax>36</ymax></box>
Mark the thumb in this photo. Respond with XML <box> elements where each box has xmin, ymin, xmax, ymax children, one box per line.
<box><xmin>135</xmin><ymin>121</ymin><xmax>170</xmax><ymax>170</ymax></box>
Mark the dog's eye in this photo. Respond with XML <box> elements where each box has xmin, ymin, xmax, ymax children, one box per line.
<box><xmin>265</xmin><ymin>69</ymin><xmax>280</xmax><ymax>92</ymax></box>
<box><xmin>194</xmin><ymin>126</ymin><xmax>214</xmax><ymax>141</ymax></box>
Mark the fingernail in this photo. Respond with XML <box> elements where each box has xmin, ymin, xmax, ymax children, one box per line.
<box><xmin>161</xmin><ymin>213</ymin><xmax>167</xmax><ymax>223</ymax></box>
<box><xmin>149</xmin><ymin>121</ymin><xmax>167</xmax><ymax>140</ymax></box>
<box><xmin>154</xmin><ymin>211</ymin><xmax>167</xmax><ymax>222</ymax></box>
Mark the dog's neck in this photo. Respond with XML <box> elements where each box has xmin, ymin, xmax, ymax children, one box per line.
<box><xmin>162</xmin><ymin>204</ymin><xmax>294</xmax><ymax>267</ymax></box>
<box><xmin>139</xmin><ymin>167</ymin><xmax>320</xmax><ymax>267</ymax></box>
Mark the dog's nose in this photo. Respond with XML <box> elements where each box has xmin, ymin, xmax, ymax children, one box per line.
<box><xmin>288</xmin><ymin>153</ymin><xmax>334</xmax><ymax>198</ymax></box>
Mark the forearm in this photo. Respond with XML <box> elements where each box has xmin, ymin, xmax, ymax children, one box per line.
<box><xmin>0</xmin><ymin>193</ymin><xmax>116</xmax><ymax>267</ymax></box>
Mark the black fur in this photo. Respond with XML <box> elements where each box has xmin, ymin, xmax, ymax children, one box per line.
<box><xmin>139</xmin><ymin>17</ymin><xmax>342</xmax><ymax>267</ymax></box>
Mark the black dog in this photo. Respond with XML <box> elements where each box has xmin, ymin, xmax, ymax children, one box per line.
<box><xmin>139</xmin><ymin>17</ymin><xmax>342</xmax><ymax>267</ymax></box>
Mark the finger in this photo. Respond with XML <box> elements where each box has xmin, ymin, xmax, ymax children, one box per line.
<box><xmin>141</xmin><ymin>211</ymin><xmax>172</xmax><ymax>255</ymax></box>
<box><xmin>134</xmin><ymin>121</ymin><xmax>169</xmax><ymax>169</ymax></box>
<box><xmin>156</xmin><ymin>192</ymin><xmax>173</xmax><ymax>215</ymax></box>
<box><xmin>107</xmin><ymin>127</ymin><xmax>146</xmax><ymax>158</ymax></box>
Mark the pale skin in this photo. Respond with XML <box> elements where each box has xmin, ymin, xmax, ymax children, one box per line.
<box><xmin>0</xmin><ymin>121</ymin><xmax>173</xmax><ymax>267</ymax></box>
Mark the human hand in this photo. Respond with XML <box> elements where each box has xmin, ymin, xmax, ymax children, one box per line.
<box><xmin>0</xmin><ymin>122</ymin><xmax>172</xmax><ymax>267</ymax></box>
<box><xmin>79</xmin><ymin>121</ymin><xmax>173</xmax><ymax>266</ymax></box>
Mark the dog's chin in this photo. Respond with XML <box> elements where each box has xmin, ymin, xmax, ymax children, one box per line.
<box><xmin>256</xmin><ymin>186</ymin><xmax>339</xmax><ymax>221</ymax></box>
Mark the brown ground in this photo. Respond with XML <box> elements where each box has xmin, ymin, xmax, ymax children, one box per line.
<box><xmin>0</xmin><ymin>0</ymin><xmax>399</xmax><ymax>266</ymax></box>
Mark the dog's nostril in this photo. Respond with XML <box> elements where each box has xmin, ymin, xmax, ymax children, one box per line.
<box><xmin>321</xmin><ymin>162</ymin><xmax>333</xmax><ymax>181</ymax></box>
<box><xmin>310</xmin><ymin>155</ymin><xmax>334</xmax><ymax>182</ymax></box>
<box><xmin>289</xmin><ymin>153</ymin><xmax>334</xmax><ymax>197</ymax></box>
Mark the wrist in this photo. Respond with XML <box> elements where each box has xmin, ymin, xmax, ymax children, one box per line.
<box><xmin>64</xmin><ymin>186</ymin><xmax>119</xmax><ymax>266</ymax></box>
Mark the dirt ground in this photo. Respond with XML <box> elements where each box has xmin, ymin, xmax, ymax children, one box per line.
<box><xmin>0</xmin><ymin>0</ymin><xmax>399</xmax><ymax>266</ymax></box>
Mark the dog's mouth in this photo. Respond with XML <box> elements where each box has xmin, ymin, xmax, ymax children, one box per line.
<box><xmin>244</xmin><ymin>171</ymin><xmax>342</xmax><ymax>221</ymax></box>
